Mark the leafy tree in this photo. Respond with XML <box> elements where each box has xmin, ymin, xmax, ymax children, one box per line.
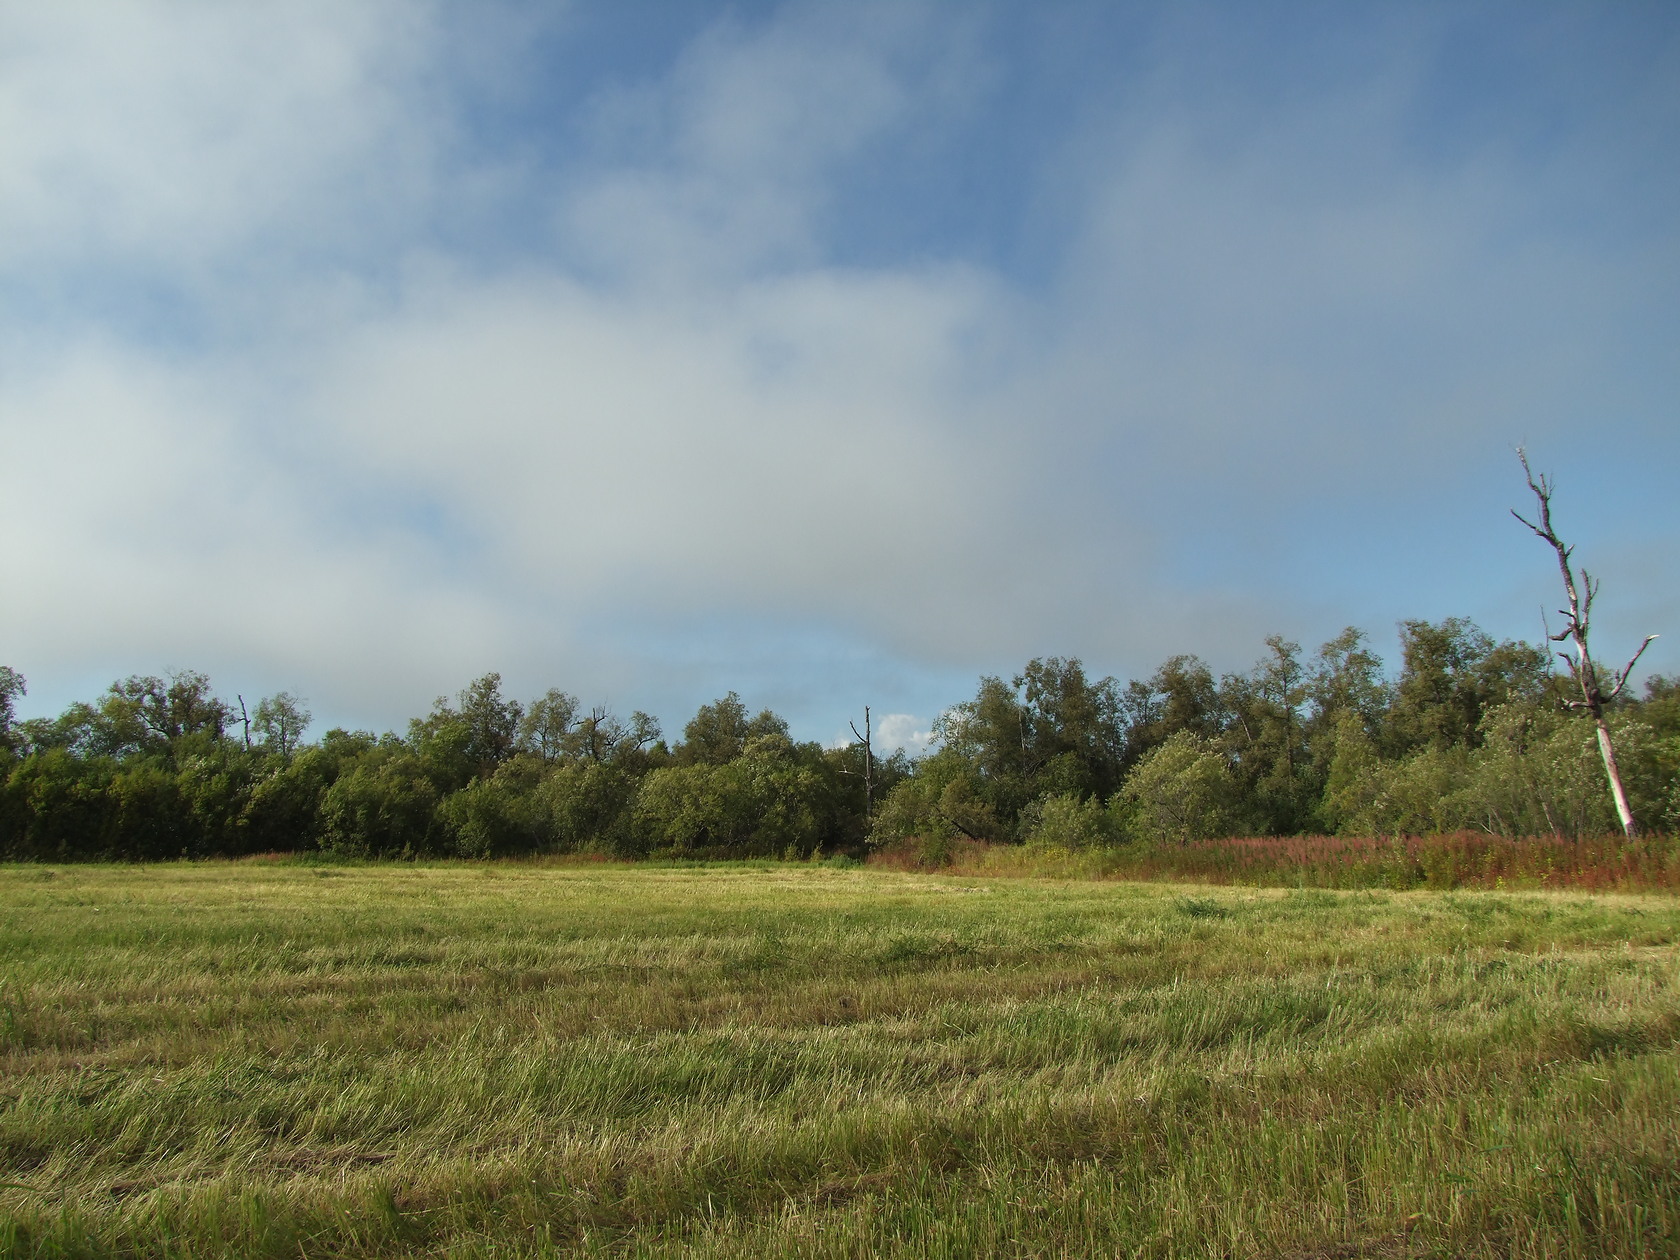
<box><xmin>1017</xmin><ymin>792</ymin><xmax>1113</xmax><ymax>850</ymax></box>
<box><xmin>0</xmin><ymin>667</ymin><xmax>23</xmax><ymax>756</ymax></box>
<box><xmin>677</xmin><ymin>692</ymin><xmax>750</xmax><ymax>765</ymax></box>
<box><xmin>252</xmin><ymin>692</ymin><xmax>311</xmax><ymax>760</ymax></box>
<box><xmin>932</xmin><ymin>661</ymin><xmax>1123</xmax><ymax>828</ymax></box>
<box><xmin>318</xmin><ymin>747</ymin><xmax>442</xmax><ymax>856</ymax></box>
<box><xmin>1332</xmin><ymin>745</ymin><xmax>1476</xmax><ymax>837</ymax></box>
<box><xmin>1466</xmin><ymin>703</ymin><xmax>1619</xmax><ymax>839</ymax></box>
<box><xmin>1386</xmin><ymin>618</ymin><xmax>1549</xmax><ymax>754</ymax></box>
<box><xmin>114</xmin><ymin>671</ymin><xmax>232</xmax><ymax>757</ymax></box>
<box><xmin>540</xmin><ymin>759</ymin><xmax>641</xmax><ymax>854</ymax></box>
<box><xmin>439</xmin><ymin>757</ymin><xmax>552</xmax><ymax>858</ymax></box>
<box><xmin>1</xmin><ymin>749</ymin><xmax>117</xmax><ymax>859</ymax></box>
<box><xmin>633</xmin><ymin>734</ymin><xmax>823</xmax><ymax>856</ymax></box>
<box><xmin>1221</xmin><ymin>636</ymin><xmax>1314</xmax><ymax>833</ymax></box>
<box><xmin>1307</xmin><ymin>628</ymin><xmax>1389</xmax><ymax>726</ymax></box>
<box><xmin>518</xmin><ymin>688</ymin><xmax>578</xmax><ymax>763</ymax></box>
<box><xmin>1320</xmin><ymin>711</ymin><xmax>1384</xmax><ymax>835</ymax></box>
<box><xmin>1119</xmin><ymin>655</ymin><xmax>1224</xmax><ymax>767</ymax></box>
<box><xmin>241</xmin><ymin>743</ymin><xmax>345</xmax><ymax>852</ymax></box>
<box><xmin>1118</xmin><ymin>731</ymin><xmax>1243</xmax><ymax>845</ymax></box>
<box><xmin>455</xmin><ymin>673</ymin><xmax>523</xmax><ymax>776</ymax></box>
<box><xmin>676</xmin><ymin>693</ymin><xmax>784</xmax><ymax>765</ymax></box>
<box><xmin>1014</xmin><ymin>657</ymin><xmax>1127</xmax><ymax>800</ymax></box>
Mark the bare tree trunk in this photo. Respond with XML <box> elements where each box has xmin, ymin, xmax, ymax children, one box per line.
<box><xmin>1512</xmin><ymin>449</ymin><xmax>1656</xmax><ymax>838</ymax></box>
<box><xmin>1594</xmin><ymin>718</ymin><xmax>1638</xmax><ymax>837</ymax></box>
<box><xmin>849</xmin><ymin>706</ymin><xmax>874</xmax><ymax>828</ymax></box>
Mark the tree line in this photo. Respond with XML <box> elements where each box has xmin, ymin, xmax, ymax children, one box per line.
<box><xmin>1</xmin><ymin>616</ymin><xmax>1675</xmax><ymax>863</ymax></box>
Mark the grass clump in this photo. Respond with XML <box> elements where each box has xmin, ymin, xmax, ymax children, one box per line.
<box><xmin>0</xmin><ymin>862</ymin><xmax>1675</xmax><ymax>1257</ymax></box>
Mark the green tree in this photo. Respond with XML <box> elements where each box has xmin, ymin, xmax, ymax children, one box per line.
<box><xmin>439</xmin><ymin>757</ymin><xmax>552</xmax><ymax>858</ymax></box>
<box><xmin>252</xmin><ymin>692</ymin><xmax>311</xmax><ymax>761</ymax></box>
<box><xmin>1306</xmin><ymin>627</ymin><xmax>1390</xmax><ymax>737</ymax></box>
<box><xmin>1014</xmin><ymin>657</ymin><xmax>1126</xmax><ymax>800</ymax></box>
<box><xmin>0</xmin><ymin>667</ymin><xmax>23</xmax><ymax>757</ymax></box>
<box><xmin>1386</xmin><ymin>618</ymin><xmax>1549</xmax><ymax>754</ymax></box>
<box><xmin>455</xmin><ymin>673</ymin><xmax>523</xmax><ymax>777</ymax></box>
<box><xmin>633</xmin><ymin>734</ymin><xmax>823</xmax><ymax>856</ymax></box>
<box><xmin>676</xmin><ymin>693</ymin><xmax>783</xmax><ymax>765</ymax></box>
<box><xmin>540</xmin><ymin>760</ymin><xmax>641</xmax><ymax>854</ymax></box>
<box><xmin>114</xmin><ymin>671</ymin><xmax>232</xmax><ymax>758</ymax></box>
<box><xmin>1221</xmin><ymin>636</ymin><xmax>1314</xmax><ymax>833</ymax></box>
<box><xmin>1119</xmin><ymin>655</ymin><xmax>1225</xmax><ymax>768</ymax></box>
<box><xmin>1466</xmin><ymin>702</ymin><xmax>1617</xmax><ymax>839</ymax></box>
<box><xmin>318</xmin><ymin>747</ymin><xmax>442</xmax><ymax>857</ymax></box>
<box><xmin>1119</xmin><ymin>731</ymin><xmax>1243</xmax><ymax>845</ymax></box>
<box><xmin>1017</xmin><ymin>791</ymin><xmax>1113</xmax><ymax>850</ymax></box>
<box><xmin>518</xmin><ymin>688</ymin><xmax>578</xmax><ymax>763</ymax></box>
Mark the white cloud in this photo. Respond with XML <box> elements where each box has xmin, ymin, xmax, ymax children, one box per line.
<box><xmin>0</xmin><ymin>337</ymin><xmax>517</xmax><ymax>723</ymax></box>
<box><xmin>2</xmin><ymin>1</ymin><xmax>1675</xmax><ymax>734</ymax></box>
<box><xmin>875</xmin><ymin>713</ymin><xmax>933</xmax><ymax>756</ymax></box>
<box><xmin>0</xmin><ymin>1</ymin><xmax>441</xmax><ymax>279</ymax></box>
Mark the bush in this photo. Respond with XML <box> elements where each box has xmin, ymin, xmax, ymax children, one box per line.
<box><xmin>1016</xmin><ymin>792</ymin><xmax>1112</xmax><ymax>850</ymax></box>
<box><xmin>439</xmin><ymin>761</ymin><xmax>555</xmax><ymax>858</ymax></box>
<box><xmin>318</xmin><ymin>751</ymin><xmax>441</xmax><ymax>857</ymax></box>
<box><xmin>1119</xmin><ymin>732</ymin><xmax>1242</xmax><ymax>844</ymax></box>
<box><xmin>632</xmin><ymin>736</ymin><xmax>824</xmax><ymax>857</ymax></box>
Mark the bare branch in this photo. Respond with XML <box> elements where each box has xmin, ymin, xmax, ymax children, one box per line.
<box><xmin>1514</xmin><ymin>448</ymin><xmax>1652</xmax><ymax>836</ymax></box>
<box><xmin>1605</xmin><ymin>634</ymin><xmax>1660</xmax><ymax>702</ymax></box>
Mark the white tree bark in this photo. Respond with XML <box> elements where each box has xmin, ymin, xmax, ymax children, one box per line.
<box><xmin>1512</xmin><ymin>449</ymin><xmax>1656</xmax><ymax>838</ymax></box>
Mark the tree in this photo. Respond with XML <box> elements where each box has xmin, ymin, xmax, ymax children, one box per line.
<box><xmin>845</xmin><ymin>706</ymin><xmax>875</xmax><ymax>826</ymax></box>
<box><xmin>677</xmin><ymin>693</ymin><xmax>781</xmax><ymax>766</ymax></box>
<box><xmin>455</xmin><ymin>673</ymin><xmax>522</xmax><ymax>775</ymax></box>
<box><xmin>1513</xmin><ymin>449</ymin><xmax>1658</xmax><ymax>837</ymax></box>
<box><xmin>74</xmin><ymin>672</ymin><xmax>233</xmax><ymax>762</ymax></box>
<box><xmin>1221</xmin><ymin>636</ymin><xmax>1313</xmax><ymax>833</ymax></box>
<box><xmin>518</xmin><ymin>688</ymin><xmax>578</xmax><ymax>763</ymax></box>
<box><xmin>678</xmin><ymin>692</ymin><xmax>749</xmax><ymax>765</ymax></box>
<box><xmin>1386</xmin><ymin>618</ymin><xmax>1549</xmax><ymax>754</ymax></box>
<box><xmin>572</xmin><ymin>705</ymin><xmax>661</xmax><ymax>764</ymax></box>
<box><xmin>1014</xmin><ymin>657</ymin><xmax>1126</xmax><ymax>800</ymax></box>
<box><xmin>252</xmin><ymin>692</ymin><xmax>311</xmax><ymax>760</ymax></box>
<box><xmin>1118</xmin><ymin>731</ymin><xmax>1242</xmax><ymax>845</ymax></box>
<box><xmin>1119</xmin><ymin>655</ymin><xmax>1224</xmax><ymax>767</ymax></box>
<box><xmin>0</xmin><ymin>667</ymin><xmax>24</xmax><ymax>755</ymax></box>
<box><xmin>1306</xmin><ymin>627</ymin><xmax>1390</xmax><ymax>736</ymax></box>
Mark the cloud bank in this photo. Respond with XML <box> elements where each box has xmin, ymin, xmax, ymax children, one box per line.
<box><xmin>3</xmin><ymin>1</ymin><xmax>1677</xmax><ymax>739</ymax></box>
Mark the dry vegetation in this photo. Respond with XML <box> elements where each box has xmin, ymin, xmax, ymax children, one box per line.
<box><xmin>0</xmin><ymin>860</ymin><xmax>1676</xmax><ymax>1257</ymax></box>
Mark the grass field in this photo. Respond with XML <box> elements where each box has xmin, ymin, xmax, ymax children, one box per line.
<box><xmin>0</xmin><ymin>861</ymin><xmax>1676</xmax><ymax>1258</ymax></box>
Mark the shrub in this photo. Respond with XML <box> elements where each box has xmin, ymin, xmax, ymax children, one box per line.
<box><xmin>1017</xmin><ymin>791</ymin><xmax>1112</xmax><ymax>850</ymax></box>
<box><xmin>1120</xmin><ymin>732</ymin><xmax>1242</xmax><ymax>844</ymax></box>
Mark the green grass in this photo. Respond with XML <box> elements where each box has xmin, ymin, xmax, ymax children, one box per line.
<box><xmin>0</xmin><ymin>861</ymin><xmax>1676</xmax><ymax>1258</ymax></box>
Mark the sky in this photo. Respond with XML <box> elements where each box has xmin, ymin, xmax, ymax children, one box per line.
<box><xmin>2</xmin><ymin>0</ymin><xmax>1677</xmax><ymax>752</ymax></box>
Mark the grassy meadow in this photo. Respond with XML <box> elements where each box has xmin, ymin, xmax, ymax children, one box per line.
<box><xmin>0</xmin><ymin>861</ymin><xmax>1676</xmax><ymax>1258</ymax></box>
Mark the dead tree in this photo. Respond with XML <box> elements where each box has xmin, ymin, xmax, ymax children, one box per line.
<box><xmin>1512</xmin><ymin>449</ymin><xmax>1657</xmax><ymax>837</ymax></box>
<box><xmin>848</xmin><ymin>706</ymin><xmax>874</xmax><ymax>827</ymax></box>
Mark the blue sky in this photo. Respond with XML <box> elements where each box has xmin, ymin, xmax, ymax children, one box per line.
<box><xmin>2</xmin><ymin>1</ymin><xmax>1677</xmax><ymax>750</ymax></box>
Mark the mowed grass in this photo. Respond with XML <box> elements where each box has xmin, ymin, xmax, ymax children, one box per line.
<box><xmin>0</xmin><ymin>863</ymin><xmax>1676</xmax><ymax>1258</ymax></box>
